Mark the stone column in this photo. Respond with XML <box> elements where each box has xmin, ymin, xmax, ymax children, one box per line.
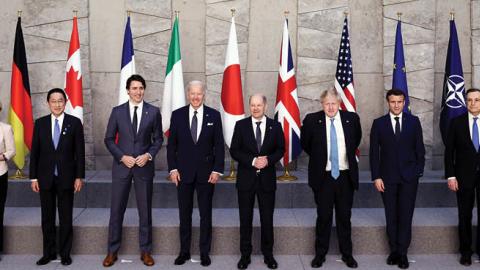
<box><xmin>473</xmin><ymin>0</ymin><xmax>480</xmax><ymax>89</ymax></box>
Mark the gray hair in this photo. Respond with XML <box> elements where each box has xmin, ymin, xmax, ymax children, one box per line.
<box><xmin>249</xmin><ymin>94</ymin><xmax>267</xmax><ymax>104</ymax></box>
<box><xmin>320</xmin><ymin>88</ymin><xmax>342</xmax><ymax>103</ymax></box>
<box><xmin>186</xmin><ymin>80</ymin><xmax>206</xmax><ymax>93</ymax></box>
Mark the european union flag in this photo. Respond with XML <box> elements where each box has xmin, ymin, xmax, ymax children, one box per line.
<box><xmin>440</xmin><ymin>18</ymin><xmax>466</xmax><ymax>145</ymax></box>
<box><xmin>392</xmin><ymin>20</ymin><xmax>410</xmax><ymax>113</ymax></box>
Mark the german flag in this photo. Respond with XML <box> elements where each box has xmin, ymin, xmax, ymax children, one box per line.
<box><xmin>8</xmin><ymin>16</ymin><xmax>33</xmax><ymax>170</ymax></box>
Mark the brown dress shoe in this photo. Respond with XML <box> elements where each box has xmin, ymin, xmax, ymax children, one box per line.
<box><xmin>141</xmin><ymin>252</ymin><xmax>155</xmax><ymax>266</ymax></box>
<box><xmin>102</xmin><ymin>253</ymin><xmax>118</xmax><ymax>267</ymax></box>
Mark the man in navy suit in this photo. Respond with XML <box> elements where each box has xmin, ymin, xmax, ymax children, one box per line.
<box><xmin>103</xmin><ymin>74</ymin><xmax>163</xmax><ymax>267</ymax></box>
<box><xmin>369</xmin><ymin>89</ymin><xmax>425</xmax><ymax>269</ymax></box>
<box><xmin>30</xmin><ymin>88</ymin><xmax>85</xmax><ymax>266</ymax></box>
<box><xmin>301</xmin><ymin>88</ymin><xmax>362</xmax><ymax>269</ymax></box>
<box><xmin>167</xmin><ymin>80</ymin><xmax>224</xmax><ymax>267</ymax></box>
<box><xmin>445</xmin><ymin>88</ymin><xmax>480</xmax><ymax>266</ymax></box>
<box><xmin>230</xmin><ymin>94</ymin><xmax>285</xmax><ymax>270</ymax></box>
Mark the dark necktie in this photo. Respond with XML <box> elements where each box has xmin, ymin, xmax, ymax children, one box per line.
<box><xmin>256</xmin><ymin>121</ymin><xmax>262</xmax><ymax>152</ymax></box>
<box><xmin>394</xmin><ymin>116</ymin><xmax>400</xmax><ymax>140</ymax></box>
<box><xmin>132</xmin><ymin>106</ymin><xmax>138</xmax><ymax>137</ymax></box>
<box><xmin>191</xmin><ymin>111</ymin><xmax>198</xmax><ymax>143</ymax></box>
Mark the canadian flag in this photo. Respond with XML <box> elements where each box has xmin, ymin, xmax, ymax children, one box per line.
<box><xmin>220</xmin><ymin>17</ymin><xmax>244</xmax><ymax>147</ymax></box>
<box><xmin>64</xmin><ymin>15</ymin><xmax>83</xmax><ymax>123</ymax></box>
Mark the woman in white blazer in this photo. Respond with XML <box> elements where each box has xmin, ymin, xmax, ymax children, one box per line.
<box><xmin>0</xmin><ymin>101</ymin><xmax>15</xmax><ymax>260</ymax></box>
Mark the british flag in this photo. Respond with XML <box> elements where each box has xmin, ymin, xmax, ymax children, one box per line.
<box><xmin>335</xmin><ymin>16</ymin><xmax>359</xmax><ymax>160</ymax></box>
<box><xmin>274</xmin><ymin>18</ymin><xmax>301</xmax><ymax>167</ymax></box>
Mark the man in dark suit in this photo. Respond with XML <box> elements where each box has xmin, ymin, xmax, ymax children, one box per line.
<box><xmin>30</xmin><ymin>88</ymin><xmax>85</xmax><ymax>266</ymax></box>
<box><xmin>301</xmin><ymin>88</ymin><xmax>361</xmax><ymax>269</ymax></box>
<box><xmin>103</xmin><ymin>74</ymin><xmax>163</xmax><ymax>267</ymax></box>
<box><xmin>445</xmin><ymin>88</ymin><xmax>480</xmax><ymax>266</ymax></box>
<box><xmin>230</xmin><ymin>94</ymin><xmax>285</xmax><ymax>270</ymax></box>
<box><xmin>167</xmin><ymin>80</ymin><xmax>224</xmax><ymax>267</ymax></box>
<box><xmin>370</xmin><ymin>89</ymin><xmax>425</xmax><ymax>269</ymax></box>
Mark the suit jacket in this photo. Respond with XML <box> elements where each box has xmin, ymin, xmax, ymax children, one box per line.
<box><xmin>0</xmin><ymin>122</ymin><xmax>15</xmax><ymax>176</ymax></box>
<box><xmin>167</xmin><ymin>105</ymin><xmax>224</xmax><ymax>183</ymax></box>
<box><xmin>369</xmin><ymin>113</ymin><xmax>425</xmax><ymax>183</ymax></box>
<box><xmin>29</xmin><ymin>113</ymin><xmax>85</xmax><ymax>190</ymax></box>
<box><xmin>230</xmin><ymin>116</ymin><xmax>285</xmax><ymax>192</ymax></box>
<box><xmin>104</xmin><ymin>101</ymin><xmax>163</xmax><ymax>180</ymax></box>
<box><xmin>445</xmin><ymin>113</ymin><xmax>480</xmax><ymax>189</ymax></box>
<box><xmin>301</xmin><ymin>110</ymin><xmax>362</xmax><ymax>190</ymax></box>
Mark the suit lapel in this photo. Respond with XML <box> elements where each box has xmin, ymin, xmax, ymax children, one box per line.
<box><xmin>318</xmin><ymin>112</ymin><xmax>327</xmax><ymax>157</ymax></box>
<box><xmin>197</xmin><ymin>107</ymin><xmax>209</xmax><ymax>143</ymax></box>
<box><xmin>463</xmin><ymin>115</ymin><xmax>477</xmax><ymax>152</ymax></box>
<box><xmin>247</xmin><ymin>117</ymin><xmax>259</xmax><ymax>154</ymax></box>
<box><xmin>340</xmin><ymin>111</ymin><xmax>350</xmax><ymax>149</ymax></box>
<box><xmin>46</xmin><ymin>116</ymin><xmax>55</xmax><ymax>151</ymax></box>
<box><xmin>56</xmin><ymin>115</ymin><xmax>68</xmax><ymax>151</ymax></box>
<box><xmin>260</xmin><ymin>118</ymin><xmax>273</xmax><ymax>153</ymax></box>
<box><xmin>137</xmin><ymin>103</ymin><xmax>149</xmax><ymax>135</ymax></box>
<box><xmin>124</xmin><ymin>102</ymin><xmax>135</xmax><ymax>138</ymax></box>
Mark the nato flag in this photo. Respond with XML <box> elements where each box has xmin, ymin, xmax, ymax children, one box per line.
<box><xmin>440</xmin><ymin>18</ymin><xmax>466</xmax><ymax>145</ymax></box>
<box><xmin>392</xmin><ymin>20</ymin><xmax>410</xmax><ymax>113</ymax></box>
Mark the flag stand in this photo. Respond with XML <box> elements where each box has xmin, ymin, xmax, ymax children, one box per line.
<box><xmin>223</xmin><ymin>160</ymin><xmax>237</xmax><ymax>181</ymax></box>
<box><xmin>277</xmin><ymin>166</ymin><xmax>297</xmax><ymax>181</ymax></box>
<box><xmin>9</xmin><ymin>169</ymin><xmax>28</xmax><ymax>179</ymax></box>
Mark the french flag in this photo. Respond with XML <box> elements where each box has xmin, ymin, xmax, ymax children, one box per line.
<box><xmin>118</xmin><ymin>15</ymin><xmax>135</xmax><ymax>105</ymax></box>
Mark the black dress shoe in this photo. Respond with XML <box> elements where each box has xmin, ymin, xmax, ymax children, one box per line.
<box><xmin>460</xmin><ymin>254</ymin><xmax>472</xmax><ymax>266</ymax></box>
<box><xmin>264</xmin><ymin>256</ymin><xmax>278</xmax><ymax>269</ymax></box>
<box><xmin>387</xmin><ymin>252</ymin><xmax>400</xmax><ymax>265</ymax></box>
<box><xmin>311</xmin><ymin>256</ymin><xmax>325</xmax><ymax>268</ymax></box>
<box><xmin>200</xmin><ymin>254</ymin><xmax>211</xmax><ymax>267</ymax></box>
<box><xmin>341</xmin><ymin>255</ymin><xmax>358</xmax><ymax>268</ymax></box>
<box><xmin>174</xmin><ymin>253</ymin><xmax>190</xmax><ymax>265</ymax></box>
<box><xmin>398</xmin><ymin>255</ymin><xmax>409</xmax><ymax>269</ymax></box>
<box><xmin>36</xmin><ymin>255</ymin><xmax>57</xmax><ymax>265</ymax></box>
<box><xmin>61</xmin><ymin>256</ymin><xmax>72</xmax><ymax>266</ymax></box>
<box><xmin>237</xmin><ymin>255</ymin><xmax>251</xmax><ymax>269</ymax></box>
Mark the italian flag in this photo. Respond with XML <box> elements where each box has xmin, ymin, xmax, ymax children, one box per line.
<box><xmin>161</xmin><ymin>15</ymin><xmax>185</xmax><ymax>136</ymax></box>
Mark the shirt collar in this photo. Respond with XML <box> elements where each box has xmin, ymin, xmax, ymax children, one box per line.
<box><xmin>51</xmin><ymin>113</ymin><xmax>65</xmax><ymax>122</ymax></box>
<box><xmin>469</xmin><ymin>112</ymin><xmax>480</xmax><ymax>121</ymax></box>
<box><xmin>252</xmin><ymin>115</ymin><xmax>266</xmax><ymax>125</ymax></box>
<box><xmin>326</xmin><ymin>112</ymin><xmax>341</xmax><ymax>122</ymax></box>
<box><xmin>189</xmin><ymin>104</ymin><xmax>204</xmax><ymax>115</ymax></box>
<box><xmin>390</xmin><ymin>112</ymin><xmax>403</xmax><ymax>120</ymax></box>
<box><xmin>129</xmin><ymin>100</ymin><xmax>144</xmax><ymax>110</ymax></box>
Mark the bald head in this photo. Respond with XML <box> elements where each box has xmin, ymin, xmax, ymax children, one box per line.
<box><xmin>249</xmin><ymin>93</ymin><xmax>267</xmax><ymax>120</ymax></box>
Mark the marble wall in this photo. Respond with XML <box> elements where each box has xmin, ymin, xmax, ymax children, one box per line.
<box><xmin>0</xmin><ymin>0</ymin><xmax>477</xmax><ymax>170</ymax></box>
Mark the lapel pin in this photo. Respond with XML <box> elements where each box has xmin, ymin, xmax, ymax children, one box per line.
<box><xmin>63</xmin><ymin>131</ymin><xmax>66</xmax><ymax>135</ymax></box>
<box><xmin>269</xmin><ymin>126</ymin><xmax>272</xmax><ymax>130</ymax></box>
<box><xmin>206</xmin><ymin>114</ymin><xmax>209</xmax><ymax>117</ymax></box>
<box><xmin>319</xmin><ymin>120</ymin><xmax>322</xmax><ymax>123</ymax></box>
<box><xmin>346</xmin><ymin>120</ymin><xmax>350</xmax><ymax>123</ymax></box>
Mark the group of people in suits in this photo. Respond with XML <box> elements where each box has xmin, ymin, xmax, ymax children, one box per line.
<box><xmin>0</xmin><ymin>72</ymin><xmax>476</xmax><ymax>268</ymax></box>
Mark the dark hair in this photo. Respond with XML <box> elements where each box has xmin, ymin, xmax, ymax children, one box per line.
<box><xmin>126</xmin><ymin>74</ymin><xmax>146</xmax><ymax>89</ymax></box>
<box><xmin>47</xmin><ymin>88</ymin><xmax>67</xmax><ymax>102</ymax></box>
<box><xmin>386</xmin><ymin>89</ymin><xmax>406</xmax><ymax>101</ymax></box>
<box><xmin>466</xmin><ymin>88</ymin><xmax>480</xmax><ymax>96</ymax></box>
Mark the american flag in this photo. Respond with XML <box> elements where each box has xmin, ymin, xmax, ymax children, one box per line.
<box><xmin>335</xmin><ymin>17</ymin><xmax>355</xmax><ymax>111</ymax></box>
<box><xmin>275</xmin><ymin>18</ymin><xmax>301</xmax><ymax>167</ymax></box>
<box><xmin>334</xmin><ymin>16</ymin><xmax>359</xmax><ymax>159</ymax></box>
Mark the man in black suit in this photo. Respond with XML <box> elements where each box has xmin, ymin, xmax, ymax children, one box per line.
<box><xmin>103</xmin><ymin>74</ymin><xmax>163</xmax><ymax>267</ymax></box>
<box><xmin>230</xmin><ymin>94</ymin><xmax>285</xmax><ymax>270</ymax></box>
<box><xmin>445</xmin><ymin>88</ymin><xmax>480</xmax><ymax>266</ymax></box>
<box><xmin>301</xmin><ymin>88</ymin><xmax>361</xmax><ymax>268</ymax></box>
<box><xmin>167</xmin><ymin>80</ymin><xmax>224</xmax><ymax>267</ymax></box>
<box><xmin>370</xmin><ymin>89</ymin><xmax>425</xmax><ymax>269</ymax></box>
<box><xmin>30</xmin><ymin>88</ymin><xmax>85</xmax><ymax>266</ymax></box>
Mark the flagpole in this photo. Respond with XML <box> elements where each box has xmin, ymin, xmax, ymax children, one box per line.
<box><xmin>223</xmin><ymin>8</ymin><xmax>238</xmax><ymax>182</ymax></box>
<box><xmin>450</xmin><ymin>10</ymin><xmax>455</xmax><ymax>21</ymax></box>
<box><xmin>9</xmin><ymin>10</ymin><xmax>28</xmax><ymax>180</ymax></box>
<box><xmin>397</xmin><ymin>12</ymin><xmax>402</xmax><ymax>21</ymax></box>
<box><xmin>73</xmin><ymin>9</ymin><xmax>78</xmax><ymax>18</ymax></box>
<box><xmin>277</xmin><ymin>10</ymin><xmax>297</xmax><ymax>182</ymax></box>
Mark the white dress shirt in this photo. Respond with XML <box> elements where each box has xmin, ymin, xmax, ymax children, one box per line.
<box><xmin>129</xmin><ymin>100</ymin><xmax>144</xmax><ymax>133</ymax></box>
<box><xmin>390</xmin><ymin>112</ymin><xmax>403</xmax><ymax>133</ymax></box>
<box><xmin>325</xmin><ymin>113</ymin><xmax>349</xmax><ymax>171</ymax></box>
<box><xmin>468</xmin><ymin>112</ymin><xmax>480</xmax><ymax>140</ymax></box>
<box><xmin>51</xmin><ymin>113</ymin><xmax>65</xmax><ymax>138</ymax></box>
<box><xmin>251</xmin><ymin>115</ymin><xmax>266</xmax><ymax>144</ymax></box>
<box><xmin>189</xmin><ymin>104</ymin><xmax>204</xmax><ymax>140</ymax></box>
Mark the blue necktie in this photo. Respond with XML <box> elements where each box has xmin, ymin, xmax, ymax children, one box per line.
<box><xmin>473</xmin><ymin>117</ymin><xmax>479</xmax><ymax>152</ymax></box>
<box><xmin>330</xmin><ymin>118</ymin><xmax>340</xmax><ymax>179</ymax></box>
<box><xmin>53</xmin><ymin>118</ymin><xmax>60</xmax><ymax>176</ymax></box>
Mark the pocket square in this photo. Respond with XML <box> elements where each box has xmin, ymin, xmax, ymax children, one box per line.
<box><xmin>207</xmin><ymin>122</ymin><xmax>214</xmax><ymax>126</ymax></box>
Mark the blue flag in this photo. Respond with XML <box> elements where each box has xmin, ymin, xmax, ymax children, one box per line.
<box><xmin>392</xmin><ymin>20</ymin><xmax>410</xmax><ymax>113</ymax></box>
<box><xmin>440</xmin><ymin>19</ymin><xmax>466</xmax><ymax>144</ymax></box>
